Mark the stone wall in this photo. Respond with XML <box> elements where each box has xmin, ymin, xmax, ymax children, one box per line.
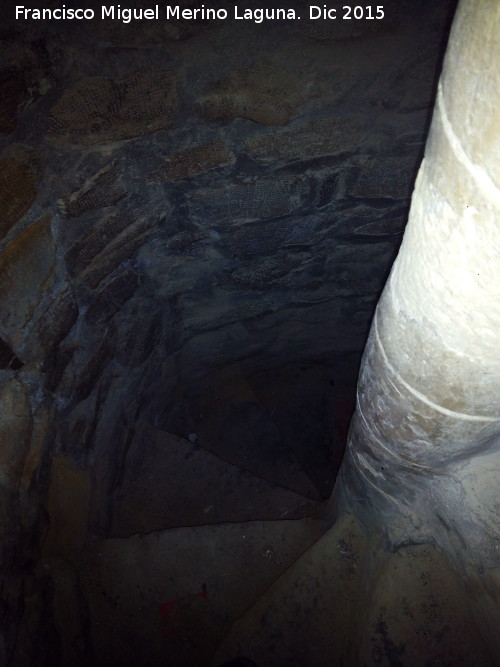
<box><xmin>0</xmin><ymin>1</ymin><xmax>458</xmax><ymax>663</ymax></box>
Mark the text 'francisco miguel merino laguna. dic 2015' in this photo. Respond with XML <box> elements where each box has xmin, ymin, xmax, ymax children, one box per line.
<box><xmin>15</xmin><ymin>5</ymin><xmax>386</xmax><ymax>23</ymax></box>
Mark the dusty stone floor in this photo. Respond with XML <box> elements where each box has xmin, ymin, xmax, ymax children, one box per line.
<box><xmin>32</xmin><ymin>489</ymin><xmax>493</xmax><ymax>667</ymax></box>
<box><xmin>16</xmin><ymin>362</ymin><xmax>494</xmax><ymax>667</ymax></box>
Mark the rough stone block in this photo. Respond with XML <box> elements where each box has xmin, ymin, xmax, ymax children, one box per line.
<box><xmin>351</xmin><ymin>157</ymin><xmax>418</xmax><ymax>199</ymax></box>
<box><xmin>245</xmin><ymin>117</ymin><xmax>367</xmax><ymax>163</ymax></box>
<box><xmin>220</xmin><ymin>254</ymin><xmax>304</xmax><ymax>291</ymax></box>
<box><xmin>150</xmin><ymin>140</ymin><xmax>233</xmax><ymax>182</ymax></box>
<box><xmin>77</xmin><ymin>214</ymin><xmax>157</xmax><ymax>289</ymax></box>
<box><xmin>189</xmin><ymin>175</ymin><xmax>306</xmax><ymax>227</ymax></box>
<box><xmin>49</xmin><ymin>68</ymin><xmax>177</xmax><ymax>143</ymax></box>
<box><xmin>165</xmin><ymin>231</ymin><xmax>208</xmax><ymax>256</ymax></box>
<box><xmin>224</xmin><ymin>221</ymin><xmax>288</xmax><ymax>256</ymax></box>
<box><xmin>84</xmin><ymin>267</ymin><xmax>140</xmax><ymax>326</ymax></box>
<box><xmin>0</xmin><ymin>215</ymin><xmax>55</xmax><ymax>342</ymax></box>
<box><xmin>327</xmin><ymin>241</ymin><xmax>397</xmax><ymax>264</ymax></box>
<box><xmin>223</xmin><ymin>215</ymin><xmax>326</xmax><ymax>256</ymax></box>
<box><xmin>59</xmin><ymin>163</ymin><xmax>126</xmax><ymax>218</ymax></box>
<box><xmin>197</xmin><ymin>59</ymin><xmax>303</xmax><ymax>125</ymax></box>
<box><xmin>353</xmin><ymin>215</ymin><xmax>407</xmax><ymax>237</ymax></box>
<box><xmin>0</xmin><ymin>69</ymin><xmax>29</xmax><ymax>134</ymax></box>
<box><xmin>0</xmin><ymin>146</ymin><xmax>39</xmax><ymax>241</ymax></box>
<box><xmin>65</xmin><ymin>210</ymin><xmax>135</xmax><ymax>277</ymax></box>
<box><xmin>115</xmin><ymin>305</ymin><xmax>160</xmax><ymax>367</ymax></box>
<box><xmin>0</xmin><ymin>378</ymin><xmax>32</xmax><ymax>488</ymax></box>
<box><xmin>36</xmin><ymin>286</ymin><xmax>78</xmax><ymax>354</ymax></box>
<box><xmin>65</xmin><ymin>330</ymin><xmax>114</xmax><ymax>402</ymax></box>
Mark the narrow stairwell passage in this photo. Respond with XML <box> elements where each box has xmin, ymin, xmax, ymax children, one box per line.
<box><xmin>40</xmin><ymin>415</ymin><xmax>333</xmax><ymax>666</ymax></box>
<box><xmin>3</xmin><ymin>1</ymin><xmax>497</xmax><ymax>663</ymax></box>
<box><xmin>40</xmin><ymin>453</ymin><xmax>491</xmax><ymax>667</ymax></box>
<box><xmin>34</xmin><ymin>359</ymin><xmax>492</xmax><ymax>666</ymax></box>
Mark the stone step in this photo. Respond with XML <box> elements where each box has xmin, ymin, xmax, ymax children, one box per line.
<box><xmin>211</xmin><ymin>513</ymin><xmax>367</xmax><ymax>666</ymax></box>
<box><xmin>108</xmin><ymin>420</ymin><xmax>323</xmax><ymax>537</ymax></box>
<box><xmin>211</xmin><ymin>514</ymin><xmax>492</xmax><ymax>667</ymax></box>
<box><xmin>81</xmin><ymin>517</ymin><xmax>329</xmax><ymax>667</ymax></box>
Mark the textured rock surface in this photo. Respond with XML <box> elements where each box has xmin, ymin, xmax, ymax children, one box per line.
<box><xmin>0</xmin><ymin>0</ymin><xmax>466</xmax><ymax>664</ymax></box>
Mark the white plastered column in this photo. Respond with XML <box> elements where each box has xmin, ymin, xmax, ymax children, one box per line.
<box><xmin>335</xmin><ymin>0</ymin><xmax>500</xmax><ymax>652</ymax></box>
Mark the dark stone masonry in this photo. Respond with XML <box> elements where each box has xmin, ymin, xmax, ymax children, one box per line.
<box><xmin>0</xmin><ymin>1</ymin><xmax>463</xmax><ymax>665</ymax></box>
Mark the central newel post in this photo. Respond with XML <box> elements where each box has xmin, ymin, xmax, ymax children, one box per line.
<box><xmin>334</xmin><ymin>0</ymin><xmax>500</xmax><ymax>657</ymax></box>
